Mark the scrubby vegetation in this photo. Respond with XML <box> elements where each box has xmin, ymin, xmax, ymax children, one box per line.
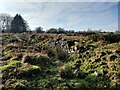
<box><xmin>0</xmin><ymin>33</ymin><xmax>120</xmax><ymax>89</ymax></box>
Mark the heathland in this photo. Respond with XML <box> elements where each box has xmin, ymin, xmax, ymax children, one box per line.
<box><xmin>0</xmin><ymin>32</ymin><xmax>120</xmax><ymax>89</ymax></box>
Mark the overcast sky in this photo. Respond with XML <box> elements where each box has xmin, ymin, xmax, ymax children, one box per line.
<box><xmin>0</xmin><ymin>0</ymin><xmax>119</xmax><ymax>32</ymax></box>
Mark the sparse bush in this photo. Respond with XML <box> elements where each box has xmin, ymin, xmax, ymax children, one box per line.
<box><xmin>55</xmin><ymin>47</ymin><xmax>68</xmax><ymax>62</ymax></box>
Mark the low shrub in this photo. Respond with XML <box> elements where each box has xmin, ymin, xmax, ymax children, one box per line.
<box><xmin>19</xmin><ymin>63</ymin><xmax>42</xmax><ymax>77</ymax></box>
<box><xmin>21</xmin><ymin>54</ymin><xmax>51</xmax><ymax>66</ymax></box>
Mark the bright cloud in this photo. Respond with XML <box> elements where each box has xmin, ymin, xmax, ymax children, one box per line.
<box><xmin>0</xmin><ymin>1</ymin><xmax>118</xmax><ymax>32</ymax></box>
<box><xmin>0</xmin><ymin>0</ymin><xmax>119</xmax><ymax>2</ymax></box>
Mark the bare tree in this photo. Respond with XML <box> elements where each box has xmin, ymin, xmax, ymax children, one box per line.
<box><xmin>0</xmin><ymin>13</ymin><xmax>13</xmax><ymax>32</ymax></box>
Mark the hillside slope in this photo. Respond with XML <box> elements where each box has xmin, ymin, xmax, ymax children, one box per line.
<box><xmin>0</xmin><ymin>33</ymin><xmax>120</xmax><ymax>89</ymax></box>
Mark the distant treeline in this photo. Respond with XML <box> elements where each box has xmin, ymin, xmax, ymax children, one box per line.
<box><xmin>0</xmin><ymin>13</ymin><xmax>120</xmax><ymax>34</ymax></box>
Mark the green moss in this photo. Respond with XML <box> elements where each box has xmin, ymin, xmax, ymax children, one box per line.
<box><xmin>4</xmin><ymin>50</ymin><xmax>13</xmax><ymax>56</ymax></box>
<box><xmin>0</xmin><ymin>61</ymin><xmax>21</xmax><ymax>71</ymax></box>
<box><xmin>23</xmin><ymin>65</ymin><xmax>40</xmax><ymax>71</ymax></box>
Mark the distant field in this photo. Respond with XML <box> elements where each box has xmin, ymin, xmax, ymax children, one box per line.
<box><xmin>0</xmin><ymin>33</ymin><xmax>120</xmax><ymax>89</ymax></box>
